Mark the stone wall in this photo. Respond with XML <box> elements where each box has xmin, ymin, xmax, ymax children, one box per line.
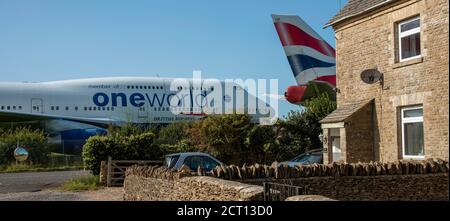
<box><xmin>123</xmin><ymin>165</ymin><xmax>263</xmax><ymax>201</ymax></box>
<box><xmin>243</xmin><ymin>173</ymin><xmax>448</xmax><ymax>201</ymax></box>
<box><xmin>331</xmin><ymin>0</ymin><xmax>449</xmax><ymax>162</ymax></box>
<box><xmin>123</xmin><ymin>160</ymin><xmax>448</xmax><ymax>201</ymax></box>
<box><xmin>209</xmin><ymin>159</ymin><xmax>449</xmax><ymax>180</ymax></box>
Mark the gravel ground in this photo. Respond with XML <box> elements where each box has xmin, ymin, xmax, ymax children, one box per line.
<box><xmin>0</xmin><ymin>187</ymin><xmax>124</xmax><ymax>201</ymax></box>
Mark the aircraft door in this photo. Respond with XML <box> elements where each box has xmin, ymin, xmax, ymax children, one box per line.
<box><xmin>31</xmin><ymin>98</ymin><xmax>43</xmax><ymax>114</ymax></box>
<box><xmin>138</xmin><ymin>104</ymin><xmax>149</xmax><ymax>122</ymax></box>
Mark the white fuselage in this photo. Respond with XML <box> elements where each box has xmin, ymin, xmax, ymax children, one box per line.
<box><xmin>0</xmin><ymin>77</ymin><xmax>272</xmax><ymax>126</ymax></box>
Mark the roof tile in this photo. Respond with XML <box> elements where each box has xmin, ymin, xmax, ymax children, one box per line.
<box><xmin>320</xmin><ymin>99</ymin><xmax>374</xmax><ymax>123</ymax></box>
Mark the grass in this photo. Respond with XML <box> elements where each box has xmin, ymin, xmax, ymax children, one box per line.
<box><xmin>59</xmin><ymin>175</ymin><xmax>102</xmax><ymax>192</ymax></box>
<box><xmin>0</xmin><ymin>164</ymin><xmax>85</xmax><ymax>173</ymax></box>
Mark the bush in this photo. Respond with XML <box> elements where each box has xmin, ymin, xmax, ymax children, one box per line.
<box><xmin>82</xmin><ymin>131</ymin><xmax>160</xmax><ymax>175</ymax></box>
<box><xmin>0</xmin><ymin>127</ymin><xmax>49</xmax><ymax>165</ymax></box>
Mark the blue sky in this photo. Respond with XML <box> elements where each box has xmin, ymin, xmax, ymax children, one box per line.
<box><xmin>0</xmin><ymin>0</ymin><xmax>346</xmax><ymax>118</ymax></box>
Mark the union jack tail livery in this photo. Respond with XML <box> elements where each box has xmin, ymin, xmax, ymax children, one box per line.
<box><xmin>272</xmin><ymin>14</ymin><xmax>336</xmax><ymax>104</ymax></box>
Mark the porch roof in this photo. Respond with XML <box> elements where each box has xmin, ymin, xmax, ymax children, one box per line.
<box><xmin>320</xmin><ymin>99</ymin><xmax>374</xmax><ymax>124</ymax></box>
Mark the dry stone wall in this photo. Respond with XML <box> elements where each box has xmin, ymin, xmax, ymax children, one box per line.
<box><xmin>243</xmin><ymin>173</ymin><xmax>448</xmax><ymax>201</ymax></box>
<box><xmin>210</xmin><ymin>159</ymin><xmax>449</xmax><ymax>180</ymax></box>
<box><xmin>123</xmin><ymin>165</ymin><xmax>263</xmax><ymax>201</ymax></box>
<box><xmin>123</xmin><ymin>159</ymin><xmax>449</xmax><ymax>201</ymax></box>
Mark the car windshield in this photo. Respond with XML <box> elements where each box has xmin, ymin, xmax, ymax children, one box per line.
<box><xmin>307</xmin><ymin>154</ymin><xmax>323</xmax><ymax>164</ymax></box>
<box><xmin>183</xmin><ymin>156</ymin><xmax>219</xmax><ymax>172</ymax></box>
<box><xmin>165</xmin><ymin>155</ymin><xmax>180</xmax><ymax>169</ymax></box>
<box><xmin>292</xmin><ymin>154</ymin><xmax>310</xmax><ymax>163</ymax></box>
<box><xmin>291</xmin><ymin>152</ymin><xmax>322</xmax><ymax>164</ymax></box>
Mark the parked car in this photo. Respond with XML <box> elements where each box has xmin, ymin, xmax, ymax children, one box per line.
<box><xmin>164</xmin><ymin>152</ymin><xmax>224</xmax><ymax>172</ymax></box>
<box><xmin>279</xmin><ymin>149</ymin><xmax>323</xmax><ymax>167</ymax></box>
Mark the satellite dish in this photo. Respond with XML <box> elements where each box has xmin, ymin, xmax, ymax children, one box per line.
<box><xmin>14</xmin><ymin>147</ymin><xmax>29</xmax><ymax>162</ymax></box>
<box><xmin>361</xmin><ymin>69</ymin><xmax>382</xmax><ymax>84</ymax></box>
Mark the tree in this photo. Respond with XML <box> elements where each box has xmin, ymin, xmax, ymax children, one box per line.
<box><xmin>155</xmin><ymin>121</ymin><xmax>192</xmax><ymax>145</ymax></box>
<box><xmin>245</xmin><ymin>125</ymin><xmax>278</xmax><ymax>163</ymax></box>
<box><xmin>185</xmin><ymin>114</ymin><xmax>252</xmax><ymax>165</ymax></box>
<box><xmin>276</xmin><ymin>93</ymin><xmax>337</xmax><ymax>159</ymax></box>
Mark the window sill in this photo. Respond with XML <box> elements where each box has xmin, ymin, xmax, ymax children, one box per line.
<box><xmin>402</xmin><ymin>155</ymin><xmax>425</xmax><ymax>160</ymax></box>
<box><xmin>393</xmin><ymin>57</ymin><xmax>423</xmax><ymax>69</ymax></box>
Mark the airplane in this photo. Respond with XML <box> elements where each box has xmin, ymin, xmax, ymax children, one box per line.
<box><xmin>272</xmin><ymin>14</ymin><xmax>337</xmax><ymax>105</ymax></box>
<box><xmin>0</xmin><ymin>77</ymin><xmax>273</xmax><ymax>154</ymax></box>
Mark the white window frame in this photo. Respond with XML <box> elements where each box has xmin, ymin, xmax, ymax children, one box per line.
<box><xmin>398</xmin><ymin>16</ymin><xmax>421</xmax><ymax>62</ymax></box>
<box><xmin>401</xmin><ymin>106</ymin><xmax>424</xmax><ymax>159</ymax></box>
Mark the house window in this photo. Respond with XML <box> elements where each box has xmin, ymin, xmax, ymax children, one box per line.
<box><xmin>401</xmin><ymin>106</ymin><xmax>424</xmax><ymax>159</ymax></box>
<box><xmin>398</xmin><ymin>16</ymin><xmax>421</xmax><ymax>62</ymax></box>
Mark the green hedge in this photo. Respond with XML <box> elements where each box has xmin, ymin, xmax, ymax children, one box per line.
<box><xmin>82</xmin><ymin>132</ymin><xmax>163</xmax><ymax>175</ymax></box>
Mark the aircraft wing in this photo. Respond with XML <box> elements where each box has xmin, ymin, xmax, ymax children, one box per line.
<box><xmin>0</xmin><ymin>111</ymin><xmax>116</xmax><ymax>128</ymax></box>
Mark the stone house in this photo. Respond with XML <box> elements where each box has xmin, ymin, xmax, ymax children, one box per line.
<box><xmin>320</xmin><ymin>0</ymin><xmax>449</xmax><ymax>163</ymax></box>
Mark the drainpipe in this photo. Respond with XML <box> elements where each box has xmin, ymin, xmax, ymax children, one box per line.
<box><xmin>372</xmin><ymin>100</ymin><xmax>377</xmax><ymax>162</ymax></box>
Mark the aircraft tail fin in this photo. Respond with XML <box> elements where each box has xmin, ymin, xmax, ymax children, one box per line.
<box><xmin>272</xmin><ymin>14</ymin><xmax>336</xmax><ymax>87</ymax></box>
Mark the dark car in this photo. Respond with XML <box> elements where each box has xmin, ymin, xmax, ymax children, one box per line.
<box><xmin>279</xmin><ymin>149</ymin><xmax>323</xmax><ymax>167</ymax></box>
<box><xmin>164</xmin><ymin>152</ymin><xmax>224</xmax><ymax>172</ymax></box>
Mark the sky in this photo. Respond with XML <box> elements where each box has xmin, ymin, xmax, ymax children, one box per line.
<box><xmin>0</xmin><ymin>0</ymin><xmax>347</xmax><ymax>118</ymax></box>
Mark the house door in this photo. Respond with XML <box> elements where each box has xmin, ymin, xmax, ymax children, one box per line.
<box><xmin>329</xmin><ymin>128</ymin><xmax>341</xmax><ymax>162</ymax></box>
<box><xmin>332</xmin><ymin>137</ymin><xmax>341</xmax><ymax>162</ymax></box>
<box><xmin>31</xmin><ymin>98</ymin><xmax>43</xmax><ymax>114</ymax></box>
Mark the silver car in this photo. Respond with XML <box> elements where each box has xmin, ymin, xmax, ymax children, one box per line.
<box><xmin>164</xmin><ymin>152</ymin><xmax>224</xmax><ymax>172</ymax></box>
<box><xmin>279</xmin><ymin>149</ymin><xmax>323</xmax><ymax>167</ymax></box>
